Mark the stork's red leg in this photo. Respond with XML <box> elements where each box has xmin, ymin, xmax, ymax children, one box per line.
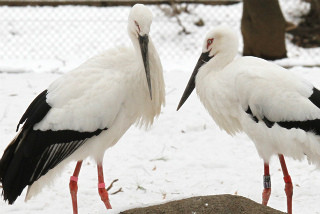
<box><xmin>278</xmin><ymin>154</ymin><xmax>293</xmax><ymax>214</ymax></box>
<box><xmin>97</xmin><ymin>163</ymin><xmax>112</xmax><ymax>209</ymax></box>
<box><xmin>262</xmin><ymin>163</ymin><xmax>271</xmax><ymax>206</ymax></box>
<box><xmin>69</xmin><ymin>160</ymin><xmax>83</xmax><ymax>214</ymax></box>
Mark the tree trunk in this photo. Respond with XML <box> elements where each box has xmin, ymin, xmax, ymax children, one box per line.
<box><xmin>241</xmin><ymin>0</ymin><xmax>287</xmax><ymax>60</ymax></box>
<box><xmin>310</xmin><ymin>0</ymin><xmax>320</xmax><ymax>21</ymax></box>
<box><xmin>288</xmin><ymin>0</ymin><xmax>320</xmax><ymax>48</ymax></box>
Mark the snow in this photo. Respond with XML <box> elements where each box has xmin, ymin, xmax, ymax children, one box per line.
<box><xmin>1</xmin><ymin>1</ymin><xmax>320</xmax><ymax>213</ymax></box>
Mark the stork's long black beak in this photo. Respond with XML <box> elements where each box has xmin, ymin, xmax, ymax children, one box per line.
<box><xmin>139</xmin><ymin>34</ymin><xmax>152</xmax><ymax>100</ymax></box>
<box><xmin>177</xmin><ymin>51</ymin><xmax>213</xmax><ymax>111</ymax></box>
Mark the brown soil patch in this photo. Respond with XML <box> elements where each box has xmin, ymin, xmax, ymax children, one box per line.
<box><xmin>121</xmin><ymin>194</ymin><xmax>285</xmax><ymax>214</ymax></box>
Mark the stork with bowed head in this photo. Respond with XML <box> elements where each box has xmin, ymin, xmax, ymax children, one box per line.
<box><xmin>177</xmin><ymin>26</ymin><xmax>320</xmax><ymax>214</ymax></box>
<box><xmin>0</xmin><ymin>4</ymin><xmax>165</xmax><ymax>213</ymax></box>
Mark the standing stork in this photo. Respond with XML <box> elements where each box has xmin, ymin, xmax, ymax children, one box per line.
<box><xmin>0</xmin><ymin>4</ymin><xmax>165</xmax><ymax>213</ymax></box>
<box><xmin>177</xmin><ymin>26</ymin><xmax>320</xmax><ymax>214</ymax></box>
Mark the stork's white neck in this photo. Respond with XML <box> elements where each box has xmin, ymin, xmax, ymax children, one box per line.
<box><xmin>196</xmin><ymin>49</ymin><xmax>237</xmax><ymax>89</ymax></box>
<box><xmin>207</xmin><ymin>50</ymin><xmax>237</xmax><ymax>72</ymax></box>
<box><xmin>128</xmin><ymin>32</ymin><xmax>153</xmax><ymax>70</ymax></box>
<box><xmin>129</xmin><ymin>33</ymin><xmax>141</xmax><ymax>55</ymax></box>
<box><xmin>128</xmin><ymin>32</ymin><xmax>165</xmax><ymax>128</ymax></box>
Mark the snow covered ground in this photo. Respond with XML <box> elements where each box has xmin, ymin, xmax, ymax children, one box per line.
<box><xmin>1</xmin><ymin>60</ymin><xmax>320</xmax><ymax>214</ymax></box>
<box><xmin>1</xmin><ymin>1</ymin><xmax>320</xmax><ymax>214</ymax></box>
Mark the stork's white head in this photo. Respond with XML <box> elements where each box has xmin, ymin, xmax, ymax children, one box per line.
<box><xmin>128</xmin><ymin>4</ymin><xmax>153</xmax><ymax>100</ymax></box>
<box><xmin>177</xmin><ymin>26</ymin><xmax>238</xmax><ymax>111</ymax></box>
<box><xmin>202</xmin><ymin>26</ymin><xmax>238</xmax><ymax>58</ymax></box>
<box><xmin>128</xmin><ymin>4</ymin><xmax>153</xmax><ymax>38</ymax></box>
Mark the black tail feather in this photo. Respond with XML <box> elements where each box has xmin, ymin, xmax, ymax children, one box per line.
<box><xmin>0</xmin><ymin>130</ymin><xmax>25</xmax><ymax>204</ymax></box>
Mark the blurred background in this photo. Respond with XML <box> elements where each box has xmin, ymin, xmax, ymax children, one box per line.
<box><xmin>0</xmin><ymin>0</ymin><xmax>319</xmax><ymax>71</ymax></box>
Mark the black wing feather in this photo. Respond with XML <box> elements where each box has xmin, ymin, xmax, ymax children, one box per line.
<box><xmin>0</xmin><ymin>89</ymin><xmax>108</xmax><ymax>204</ymax></box>
<box><xmin>245</xmin><ymin>87</ymin><xmax>320</xmax><ymax>135</ymax></box>
<box><xmin>17</xmin><ymin>90</ymin><xmax>49</xmax><ymax>132</ymax></box>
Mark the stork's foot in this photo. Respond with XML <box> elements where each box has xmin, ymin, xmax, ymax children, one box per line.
<box><xmin>284</xmin><ymin>175</ymin><xmax>293</xmax><ymax>214</ymax></box>
<box><xmin>98</xmin><ymin>183</ymin><xmax>112</xmax><ymax>209</ymax></box>
<box><xmin>262</xmin><ymin>188</ymin><xmax>271</xmax><ymax>206</ymax></box>
<box><xmin>69</xmin><ymin>176</ymin><xmax>79</xmax><ymax>214</ymax></box>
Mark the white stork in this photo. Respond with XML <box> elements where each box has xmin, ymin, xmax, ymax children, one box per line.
<box><xmin>0</xmin><ymin>4</ymin><xmax>165</xmax><ymax>213</ymax></box>
<box><xmin>177</xmin><ymin>26</ymin><xmax>320</xmax><ymax>214</ymax></box>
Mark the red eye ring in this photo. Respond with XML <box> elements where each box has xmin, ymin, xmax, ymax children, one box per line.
<box><xmin>207</xmin><ymin>38</ymin><xmax>214</xmax><ymax>49</ymax></box>
<box><xmin>134</xmin><ymin>20</ymin><xmax>141</xmax><ymax>32</ymax></box>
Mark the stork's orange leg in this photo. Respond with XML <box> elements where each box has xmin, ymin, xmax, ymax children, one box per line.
<box><xmin>97</xmin><ymin>163</ymin><xmax>112</xmax><ymax>209</ymax></box>
<box><xmin>262</xmin><ymin>163</ymin><xmax>271</xmax><ymax>206</ymax></box>
<box><xmin>279</xmin><ymin>154</ymin><xmax>293</xmax><ymax>214</ymax></box>
<box><xmin>69</xmin><ymin>160</ymin><xmax>83</xmax><ymax>214</ymax></box>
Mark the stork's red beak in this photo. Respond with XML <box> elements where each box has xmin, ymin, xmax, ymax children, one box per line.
<box><xmin>139</xmin><ymin>34</ymin><xmax>152</xmax><ymax>100</ymax></box>
<box><xmin>177</xmin><ymin>51</ymin><xmax>212</xmax><ymax>110</ymax></box>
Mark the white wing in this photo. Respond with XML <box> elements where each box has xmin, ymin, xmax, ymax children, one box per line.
<box><xmin>34</xmin><ymin>48</ymin><xmax>132</xmax><ymax>132</ymax></box>
<box><xmin>234</xmin><ymin>57</ymin><xmax>320</xmax><ymax>123</ymax></box>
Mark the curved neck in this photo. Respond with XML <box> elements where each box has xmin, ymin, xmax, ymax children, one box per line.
<box><xmin>207</xmin><ymin>51</ymin><xmax>236</xmax><ymax>71</ymax></box>
<box><xmin>129</xmin><ymin>32</ymin><xmax>154</xmax><ymax>67</ymax></box>
<box><xmin>129</xmin><ymin>32</ymin><xmax>141</xmax><ymax>55</ymax></box>
<box><xmin>196</xmin><ymin>50</ymin><xmax>237</xmax><ymax>86</ymax></box>
<box><xmin>129</xmin><ymin>32</ymin><xmax>158</xmax><ymax>71</ymax></box>
<box><xmin>128</xmin><ymin>32</ymin><xmax>165</xmax><ymax>128</ymax></box>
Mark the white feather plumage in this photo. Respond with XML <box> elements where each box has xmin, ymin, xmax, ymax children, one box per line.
<box><xmin>193</xmin><ymin>26</ymin><xmax>320</xmax><ymax>165</ymax></box>
<box><xmin>25</xmin><ymin>4</ymin><xmax>165</xmax><ymax>200</ymax></box>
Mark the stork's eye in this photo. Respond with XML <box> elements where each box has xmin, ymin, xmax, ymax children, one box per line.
<box><xmin>207</xmin><ymin>38</ymin><xmax>214</xmax><ymax>49</ymax></box>
<box><xmin>134</xmin><ymin>21</ymin><xmax>141</xmax><ymax>32</ymax></box>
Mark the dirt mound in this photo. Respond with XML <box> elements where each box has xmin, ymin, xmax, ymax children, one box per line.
<box><xmin>121</xmin><ymin>194</ymin><xmax>285</xmax><ymax>214</ymax></box>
